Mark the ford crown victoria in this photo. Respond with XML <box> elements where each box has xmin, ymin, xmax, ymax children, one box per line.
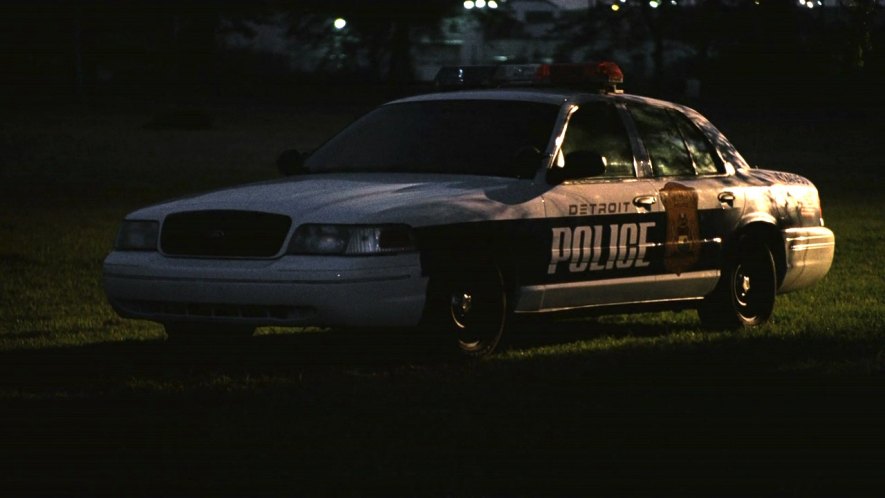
<box><xmin>103</xmin><ymin>62</ymin><xmax>835</xmax><ymax>356</ymax></box>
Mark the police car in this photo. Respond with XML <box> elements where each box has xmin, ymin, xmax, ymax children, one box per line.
<box><xmin>103</xmin><ymin>62</ymin><xmax>835</xmax><ymax>356</ymax></box>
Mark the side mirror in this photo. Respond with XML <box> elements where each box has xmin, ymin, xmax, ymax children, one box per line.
<box><xmin>547</xmin><ymin>150</ymin><xmax>606</xmax><ymax>184</ymax></box>
<box><xmin>277</xmin><ymin>149</ymin><xmax>307</xmax><ymax>176</ymax></box>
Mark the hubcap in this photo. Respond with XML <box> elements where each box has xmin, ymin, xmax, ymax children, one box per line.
<box><xmin>450</xmin><ymin>291</ymin><xmax>473</xmax><ymax>329</ymax></box>
<box><xmin>734</xmin><ymin>265</ymin><xmax>752</xmax><ymax>308</ymax></box>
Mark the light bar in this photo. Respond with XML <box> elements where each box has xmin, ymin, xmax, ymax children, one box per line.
<box><xmin>534</xmin><ymin>62</ymin><xmax>624</xmax><ymax>92</ymax></box>
<box><xmin>434</xmin><ymin>61</ymin><xmax>624</xmax><ymax>93</ymax></box>
<box><xmin>434</xmin><ymin>65</ymin><xmax>498</xmax><ymax>90</ymax></box>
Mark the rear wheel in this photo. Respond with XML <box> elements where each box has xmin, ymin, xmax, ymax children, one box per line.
<box><xmin>425</xmin><ymin>262</ymin><xmax>508</xmax><ymax>357</ymax></box>
<box><xmin>698</xmin><ymin>239</ymin><xmax>777</xmax><ymax>329</ymax></box>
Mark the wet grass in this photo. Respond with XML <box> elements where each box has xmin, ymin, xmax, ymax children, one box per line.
<box><xmin>0</xmin><ymin>96</ymin><xmax>882</xmax><ymax>495</ymax></box>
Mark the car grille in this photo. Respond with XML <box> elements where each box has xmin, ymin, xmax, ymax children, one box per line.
<box><xmin>161</xmin><ymin>210</ymin><xmax>292</xmax><ymax>258</ymax></box>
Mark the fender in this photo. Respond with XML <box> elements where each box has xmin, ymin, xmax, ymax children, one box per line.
<box><xmin>738</xmin><ymin>211</ymin><xmax>778</xmax><ymax>229</ymax></box>
<box><xmin>726</xmin><ymin>218</ymin><xmax>787</xmax><ymax>288</ymax></box>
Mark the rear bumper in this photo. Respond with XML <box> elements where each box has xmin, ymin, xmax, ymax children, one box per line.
<box><xmin>779</xmin><ymin>226</ymin><xmax>835</xmax><ymax>293</ymax></box>
<box><xmin>103</xmin><ymin>251</ymin><xmax>428</xmax><ymax>328</ymax></box>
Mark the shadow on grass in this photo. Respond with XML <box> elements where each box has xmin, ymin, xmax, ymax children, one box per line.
<box><xmin>0</xmin><ymin>318</ymin><xmax>882</xmax><ymax>395</ymax></box>
<box><xmin>0</xmin><ymin>317</ymin><xmax>706</xmax><ymax>396</ymax></box>
<box><xmin>0</xmin><ymin>321</ymin><xmax>882</xmax><ymax>496</ymax></box>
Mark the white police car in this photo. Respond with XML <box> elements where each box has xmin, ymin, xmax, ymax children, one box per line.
<box><xmin>103</xmin><ymin>62</ymin><xmax>835</xmax><ymax>356</ymax></box>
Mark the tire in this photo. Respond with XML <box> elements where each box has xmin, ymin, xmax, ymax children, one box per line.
<box><xmin>425</xmin><ymin>261</ymin><xmax>508</xmax><ymax>357</ymax></box>
<box><xmin>164</xmin><ymin>322</ymin><xmax>255</xmax><ymax>341</ymax></box>
<box><xmin>698</xmin><ymin>239</ymin><xmax>777</xmax><ymax>329</ymax></box>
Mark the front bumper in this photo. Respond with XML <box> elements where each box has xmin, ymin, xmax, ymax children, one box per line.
<box><xmin>103</xmin><ymin>251</ymin><xmax>428</xmax><ymax>327</ymax></box>
<box><xmin>779</xmin><ymin>226</ymin><xmax>835</xmax><ymax>293</ymax></box>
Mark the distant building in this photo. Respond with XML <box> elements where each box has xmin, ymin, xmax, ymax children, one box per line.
<box><xmin>413</xmin><ymin>0</ymin><xmax>573</xmax><ymax>81</ymax></box>
<box><xmin>507</xmin><ymin>0</ymin><xmax>562</xmax><ymax>37</ymax></box>
<box><xmin>221</xmin><ymin>0</ymin><xmax>878</xmax><ymax>84</ymax></box>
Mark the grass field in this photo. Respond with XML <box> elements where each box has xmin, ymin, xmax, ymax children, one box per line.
<box><xmin>1</xmin><ymin>93</ymin><xmax>883</xmax><ymax>495</ymax></box>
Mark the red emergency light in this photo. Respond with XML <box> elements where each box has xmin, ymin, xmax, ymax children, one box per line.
<box><xmin>533</xmin><ymin>62</ymin><xmax>624</xmax><ymax>93</ymax></box>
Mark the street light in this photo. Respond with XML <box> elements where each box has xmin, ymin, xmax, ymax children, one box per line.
<box><xmin>465</xmin><ymin>0</ymin><xmax>498</xmax><ymax>9</ymax></box>
<box><xmin>333</xmin><ymin>18</ymin><xmax>347</xmax><ymax>30</ymax></box>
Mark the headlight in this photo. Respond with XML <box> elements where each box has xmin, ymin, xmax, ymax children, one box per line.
<box><xmin>114</xmin><ymin>220</ymin><xmax>159</xmax><ymax>251</ymax></box>
<box><xmin>288</xmin><ymin>224</ymin><xmax>415</xmax><ymax>255</ymax></box>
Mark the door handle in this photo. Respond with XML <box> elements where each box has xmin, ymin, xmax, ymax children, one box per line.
<box><xmin>633</xmin><ymin>195</ymin><xmax>656</xmax><ymax>210</ymax></box>
<box><xmin>718</xmin><ymin>191</ymin><xmax>735</xmax><ymax>207</ymax></box>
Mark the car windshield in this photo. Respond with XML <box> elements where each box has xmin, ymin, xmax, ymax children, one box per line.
<box><xmin>304</xmin><ymin>99</ymin><xmax>560</xmax><ymax>178</ymax></box>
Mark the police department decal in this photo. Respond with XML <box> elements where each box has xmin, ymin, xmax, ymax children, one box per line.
<box><xmin>660</xmin><ymin>182</ymin><xmax>701</xmax><ymax>274</ymax></box>
<box><xmin>548</xmin><ymin>222</ymin><xmax>655</xmax><ymax>274</ymax></box>
<box><xmin>568</xmin><ymin>202</ymin><xmax>632</xmax><ymax>216</ymax></box>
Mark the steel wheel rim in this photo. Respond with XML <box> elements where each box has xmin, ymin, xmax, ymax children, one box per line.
<box><xmin>448</xmin><ymin>280</ymin><xmax>503</xmax><ymax>351</ymax></box>
<box><xmin>450</xmin><ymin>289</ymin><xmax>473</xmax><ymax>330</ymax></box>
<box><xmin>733</xmin><ymin>263</ymin><xmax>752</xmax><ymax>309</ymax></box>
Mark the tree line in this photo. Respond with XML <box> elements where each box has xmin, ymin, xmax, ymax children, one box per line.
<box><xmin>0</xmin><ymin>0</ymin><xmax>881</xmax><ymax>101</ymax></box>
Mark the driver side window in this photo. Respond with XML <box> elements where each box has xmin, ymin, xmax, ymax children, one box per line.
<box><xmin>558</xmin><ymin>102</ymin><xmax>635</xmax><ymax>179</ymax></box>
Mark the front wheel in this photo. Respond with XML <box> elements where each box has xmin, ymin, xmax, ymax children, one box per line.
<box><xmin>425</xmin><ymin>263</ymin><xmax>508</xmax><ymax>357</ymax></box>
<box><xmin>698</xmin><ymin>240</ymin><xmax>777</xmax><ymax>329</ymax></box>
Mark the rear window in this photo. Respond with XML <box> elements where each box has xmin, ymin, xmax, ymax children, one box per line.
<box><xmin>629</xmin><ymin>104</ymin><xmax>695</xmax><ymax>177</ymax></box>
<box><xmin>671</xmin><ymin>112</ymin><xmax>724</xmax><ymax>175</ymax></box>
<box><xmin>629</xmin><ymin>104</ymin><xmax>725</xmax><ymax>177</ymax></box>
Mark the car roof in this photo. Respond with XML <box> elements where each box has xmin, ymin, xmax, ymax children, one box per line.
<box><xmin>387</xmin><ymin>88</ymin><xmax>693</xmax><ymax>114</ymax></box>
<box><xmin>388</xmin><ymin>88</ymin><xmax>583</xmax><ymax>106</ymax></box>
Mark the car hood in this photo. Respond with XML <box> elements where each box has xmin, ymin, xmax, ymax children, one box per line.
<box><xmin>126</xmin><ymin>173</ymin><xmax>546</xmax><ymax>227</ymax></box>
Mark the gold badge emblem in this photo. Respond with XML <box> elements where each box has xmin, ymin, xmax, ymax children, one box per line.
<box><xmin>660</xmin><ymin>182</ymin><xmax>701</xmax><ymax>274</ymax></box>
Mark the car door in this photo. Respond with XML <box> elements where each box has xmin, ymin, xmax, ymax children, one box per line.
<box><xmin>624</xmin><ymin>102</ymin><xmax>746</xmax><ymax>300</ymax></box>
<box><xmin>524</xmin><ymin>100</ymin><xmax>667</xmax><ymax>312</ymax></box>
